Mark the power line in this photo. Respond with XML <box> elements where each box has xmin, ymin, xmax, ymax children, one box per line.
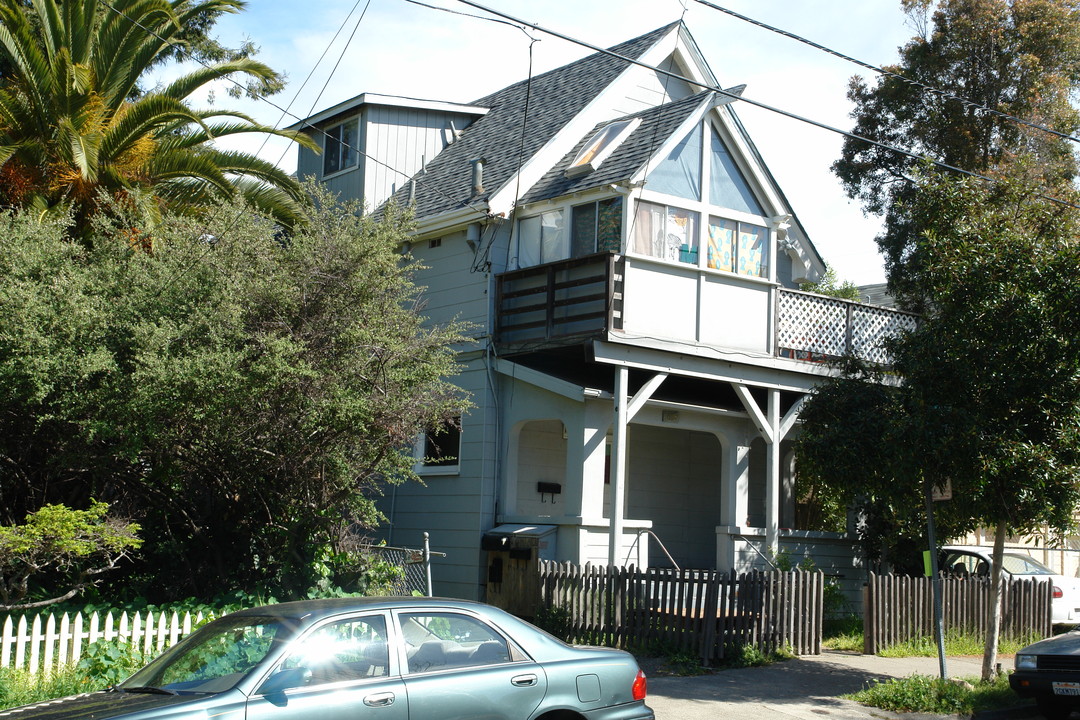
<box><xmin>451</xmin><ymin>0</ymin><xmax>1080</xmax><ymax>211</ymax></box>
<box><xmin>693</xmin><ymin>0</ymin><xmax>1080</xmax><ymax>146</ymax></box>
<box><xmin>94</xmin><ymin>0</ymin><xmax>493</xmax><ymax>222</ymax></box>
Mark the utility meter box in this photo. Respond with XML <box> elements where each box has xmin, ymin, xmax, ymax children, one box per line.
<box><xmin>482</xmin><ymin>524</ymin><xmax>557</xmax><ymax>619</ymax></box>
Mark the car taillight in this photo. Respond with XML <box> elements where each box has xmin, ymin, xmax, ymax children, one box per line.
<box><xmin>632</xmin><ymin>669</ymin><xmax>647</xmax><ymax>701</ymax></box>
<box><xmin>1054</xmin><ymin>585</ymin><xmax>1064</xmax><ymax>599</ymax></box>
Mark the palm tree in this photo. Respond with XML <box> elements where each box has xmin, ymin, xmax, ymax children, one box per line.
<box><xmin>0</xmin><ymin>0</ymin><xmax>318</xmax><ymax>235</ymax></box>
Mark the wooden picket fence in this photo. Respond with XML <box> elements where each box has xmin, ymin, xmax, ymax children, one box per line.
<box><xmin>538</xmin><ymin>562</ymin><xmax>822</xmax><ymax>663</ymax></box>
<box><xmin>1</xmin><ymin>609</ymin><xmax>212</xmax><ymax>674</ymax></box>
<box><xmin>863</xmin><ymin>572</ymin><xmax>1052</xmax><ymax>654</ymax></box>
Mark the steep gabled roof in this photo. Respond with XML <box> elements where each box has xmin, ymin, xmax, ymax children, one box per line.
<box><xmin>381</xmin><ymin>23</ymin><xmax>679</xmax><ymax>220</ymax></box>
<box><xmin>520</xmin><ymin>91</ymin><xmax>713</xmax><ymax>205</ymax></box>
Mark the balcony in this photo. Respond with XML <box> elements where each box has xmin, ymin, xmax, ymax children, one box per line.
<box><xmin>494</xmin><ymin>254</ymin><xmax>917</xmax><ymax>365</ymax></box>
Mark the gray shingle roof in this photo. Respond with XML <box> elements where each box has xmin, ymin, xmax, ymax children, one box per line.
<box><xmin>380</xmin><ymin>23</ymin><xmax>679</xmax><ymax>220</ymax></box>
<box><xmin>519</xmin><ymin>90</ymin><xmax>712</xmax><ymax>205</ymax></box>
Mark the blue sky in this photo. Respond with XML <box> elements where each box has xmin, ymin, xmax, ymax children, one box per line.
<box><xmin>186</xmin><ymin>0</ymin><xmax>920</xmax><ymax>284</ymax></box>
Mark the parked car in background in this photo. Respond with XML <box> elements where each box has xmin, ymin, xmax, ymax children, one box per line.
<box><xmin>0</xmin><ymin>597</ymin><xmax>653</xmax><ymax>720</ymax></box>
<box><xmin>1011</xmin><ymin>630</ymin><xmax>1080</xmax><ymax>719</ymax></box>
<box><xmin>940</xmin><ymin>546</ymin><xmax>1080</xmax><ymax>625</ymax></box>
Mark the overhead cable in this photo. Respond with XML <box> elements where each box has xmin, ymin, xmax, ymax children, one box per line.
<box><xmin>693</xmin><ymin>0</ymin><xmax>1080</xmax><ymax>145</ymax></box>
<box><xmin>452</xmin><ymin>0</ymin><xmax>1080</xmax><ymax>211</ymax></box>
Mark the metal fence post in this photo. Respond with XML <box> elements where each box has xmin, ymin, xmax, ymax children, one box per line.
<box><xmin>424</xmin><ymin>532</ymin><xmax>433</xmax><ymax>597</ymax></box>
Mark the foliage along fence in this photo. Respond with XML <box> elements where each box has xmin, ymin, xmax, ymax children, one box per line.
<box><xmin>863</xmin><ymin>571</ymin><xmax>1053</xmax><ymax>654</ymax></box>
<box><xmin>1</xmin><ymin>609</ymin><xmax>211</xmax><ymax>674</ymax></box>
<box><xmin>538</xmin><ymin>562</ymin><xmax>823</xmax><ymax>663</ymax></box>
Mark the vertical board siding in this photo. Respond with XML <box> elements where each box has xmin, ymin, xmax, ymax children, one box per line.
<box><xmin>538</xmin><ymin>561</ymin><xmax>823</xmax><ymax>663</ymax></box>
<box><xmin>863</xmin><ymin>572</ymin><xmax>1053</xmax><ymax>654</ymax></box>
<box><xmin>1</xmin><ymin>610</ymin><xmax>208</xmax><ymax>674</ymax></box>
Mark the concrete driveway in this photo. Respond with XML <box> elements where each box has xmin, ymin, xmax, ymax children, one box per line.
<box><xmin>645</xmin><ymin>651</ymin><xmax>1034</xmax><ymax>720</ymax></box>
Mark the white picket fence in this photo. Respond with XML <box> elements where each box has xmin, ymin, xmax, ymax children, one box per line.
<box><xmin>1</xmin><ymin>609</ymin><xmax>214</xmax><ymax>674</ymax></box>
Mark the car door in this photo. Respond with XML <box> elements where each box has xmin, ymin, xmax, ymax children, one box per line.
<box><xmin>395</xmin><ymin>610</ymin><xmax>548</xmax><ymax>720</ymax></box>
<box><xmin>245</xmin><ymin>612</ymin><xmax>407</xmax><ymax>720</ymax></box>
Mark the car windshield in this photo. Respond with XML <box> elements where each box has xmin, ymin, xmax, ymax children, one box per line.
<box><xmin>119</xmin><ymin>615</ymin><xmax>295</xmax><ymax>694</ymax></box>
<box><xmin>1002</xmin><ymin>553</ymin><xmax>1054</xmax><ymax>576</ymax></box>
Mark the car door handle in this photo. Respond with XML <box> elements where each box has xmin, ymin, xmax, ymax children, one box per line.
<box><xmin>511</xmin><ymin>674</ymin><xmax>538</xmax><ymax>687</ymax></box>
<box><xmin>363</xmin><ymin>692</ymin><xmax>396</xmax><ymax>707</ymax></box>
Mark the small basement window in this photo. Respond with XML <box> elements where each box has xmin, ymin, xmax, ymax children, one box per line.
<box><xmin>566</xmin><ymin>119</ymin><xmax>640</xmax><ymax>177</ymax></box>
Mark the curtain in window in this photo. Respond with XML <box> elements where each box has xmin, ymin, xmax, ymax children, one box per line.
<box><xmin>645</xmin><ymin>126</ymin><xmax>702</xmax><ymax>201</ymax></box>
<box><xmin>518</xmin><ymin>210</ymin><xmax>566</xmax><ymax>267</ymax></box>
<box><xmin>633</xmin><ymin>201</ymin><xmax>666</xmax><ymax>258</ymax></box>
<box><xmin>708</xmin><ymin>217</ymin><xmax>735</xmax><ymax>272</ymax></box>
<box><xmin>634</xmin><ymin>202</ymin><xmax>697</xmax><ymax>263</ymax></box>
<box><xmin>738</xmin><ymin>223</ymin><xmax>767</xmax><ymax>277</ymax></box>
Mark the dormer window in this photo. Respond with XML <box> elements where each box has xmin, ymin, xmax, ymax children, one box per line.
<box><xmin>566</xmin><ymin>119</ymin><xmax>640</xmax><ymax>177</ymax></box>
<box><xmin>323</xmin><ymin>118</ymin><xmax>358</xmax><ymax>176</ymax></box>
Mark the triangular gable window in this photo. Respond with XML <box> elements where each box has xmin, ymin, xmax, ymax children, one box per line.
<box><xmin>709</xmin><ymin>126</ymin><xmax>763</xmax><ymax>215</ymax></box>
<box><xmin>566</xmin><ymin>119</ymin><xmax>640</xmax><ymax>178</ymax></box>
<box><xmin>644</xmin><ymin>125</ymin><xmax>702</xmax><ymax>201</ymax></box>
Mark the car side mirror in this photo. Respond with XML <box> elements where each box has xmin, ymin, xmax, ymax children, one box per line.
<box><xmin>259</xmin><ymin>667</ymin><xmax>312</xmax><ymax>695</ymax></box>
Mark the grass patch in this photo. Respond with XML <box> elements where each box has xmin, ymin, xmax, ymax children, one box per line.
<box><xmin>0</xmin><ymin>665</ymin><xmax>104</xmax><ymax>711</ymax></box>
<box><xmin>822</xmin><ymin>615</ymin><xmax>863</xmax><ymax>652</ymax></box>
<box><xmin>845</xmin><ymin>672</ymin><xmax>1026</xmax><ymax>715</ymax></box>
<box><xmin>878</xmin><ymin>630</ymin><xmax>1040</xmax><ymax>658</ymax></box>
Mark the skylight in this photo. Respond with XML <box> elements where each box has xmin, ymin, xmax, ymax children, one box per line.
<box><xmin>566</xmin><ymin>119</ymin><xmax>640</xmax><ymax>177</ymax></box>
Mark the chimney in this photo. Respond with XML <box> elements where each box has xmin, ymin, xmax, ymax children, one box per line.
<box><xmin>471</xmin><ymin>158</ymin><xmax>485</xmax><ymax>196</ymax></box>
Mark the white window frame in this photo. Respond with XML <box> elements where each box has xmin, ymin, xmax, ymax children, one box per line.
<box><xmin>414</xmin><ymin>416</ymin><xmax>461</xmax><ymax>476</ymax></box>
<box><xmin>323</xmin><ymin>117</ymin><xmax>359</xmax><ymax>177</ymax></box>
<box><xmin>565</xmin><ymin>118</ymin><xmax>641</xmax><ymax>178</ymax></box>
<box><xmin>628</xmin><ymin>116</ymin><xmax>773</xmax><ymax>283</ymax></box>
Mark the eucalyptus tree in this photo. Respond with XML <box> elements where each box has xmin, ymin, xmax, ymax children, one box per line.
<box><xmin>0</xmin><ymin>0</ymin><xmax>317</xmax><ymax>235</ymax></box>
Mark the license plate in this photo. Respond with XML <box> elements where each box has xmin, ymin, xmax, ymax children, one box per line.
<box><xmin>1053</xmin><ymin>682</ymin><xmax>1080</xmax><ymax>696</ymax></box>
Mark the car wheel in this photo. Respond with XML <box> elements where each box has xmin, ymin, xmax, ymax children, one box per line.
<box><xmin>1037</xmin><ymin>696</ymin><xmax>1076</xmax><ymax>719</ymax></box>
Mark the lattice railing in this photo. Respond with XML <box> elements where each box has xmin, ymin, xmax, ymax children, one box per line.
<box><xmin>776</xmin><ymin>290</ymin><xmax>917</xmax><ymax>365</ymax></box>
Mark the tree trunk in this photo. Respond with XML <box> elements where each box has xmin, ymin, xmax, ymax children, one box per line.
<box><xmin>982</xmin><ymin>520</ymin><xmax>1007</xmax><ymax>682</ymax></box>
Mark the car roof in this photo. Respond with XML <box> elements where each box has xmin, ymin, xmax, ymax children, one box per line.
<box><xmin>228</xmin><ymin>596</ymin><xmax>496</xmax><ymax>623</ymax></box>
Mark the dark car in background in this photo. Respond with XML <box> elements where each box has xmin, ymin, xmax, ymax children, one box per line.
<box><xmin>0</xmin><ymin>597</ymin><xmax>653</xmax><ymax>720</ymax></box>
<box><xmin>1011</xmin><ymin>630</ymin><xmax>1080</xmax><ymax>719</ymax></box>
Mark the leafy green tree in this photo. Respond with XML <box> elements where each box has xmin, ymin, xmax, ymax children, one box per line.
<box><xmin>0</xmin><ymin>501</ymin><xmax>141</xmax><ymax>610</ymax></box>
<box><xmin>0</xmin><ymin>0</ymin><xmax>316</xmax><ymax>235</ymax></box>
<box><xmin>0</xmin><ymin>187</ymin><xmax>469</xmax><ymax>600</ymax></box>
<box><xmin>799</xmin><ymin>267</ymin><xmax>863</xmax><ymax>301</ymax></box>
<box><xmin>832</xmin><ymin>0</ymin><xmax>1080</xmax><ymax>310</ymax></box>
<box><xmin>812</xmin><ymin>0</ymin><xmax>1080</xmax><ymax>680</ymax></box>
<box><xmin>799</xmin><ymin>173</ymin><xmax>1080</xmax><ymax>679</ymax></box>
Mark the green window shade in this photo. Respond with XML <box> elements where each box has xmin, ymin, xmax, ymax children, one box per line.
<box><xmin>571</xmin><ymin>203</ymin><xmax>597</xmax><ymax>256</ymax></box>
<box><xmin>597</xmin><ymin>197</ymin><xmax>622</xmax><ymax>253</ymax></box>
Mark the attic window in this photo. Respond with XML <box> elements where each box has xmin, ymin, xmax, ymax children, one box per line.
<box><xmin>566</xmin><ymin>119</ymin><xmax>640</xmax><ymax>178</ymax></box>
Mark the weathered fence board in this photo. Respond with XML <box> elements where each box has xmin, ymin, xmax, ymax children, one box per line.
<box><xmin>538</xmin><ymin>562</ymin><xmax>823</xmax><ymax>663</ymax></box>
<box><xmin>863</xmin><ymin>572</ymin><xmax>1052</xmax><ymax>654</ymax></box>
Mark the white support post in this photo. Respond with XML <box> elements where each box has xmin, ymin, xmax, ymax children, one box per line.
<box><xmin>765</xmin><ymin>389</ymin><xmax>781</xmax><ymax>557</ymax></box>
<box><xmin>608</xmin><ymin>366</ymin><xmax>629</xmax><ymax>567</ymax></box>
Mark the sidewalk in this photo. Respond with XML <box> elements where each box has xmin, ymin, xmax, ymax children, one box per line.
<box><xmin>644</xmin><ymin>651</ymin><xmax>1040</xmax><ymax>720</ymax></box>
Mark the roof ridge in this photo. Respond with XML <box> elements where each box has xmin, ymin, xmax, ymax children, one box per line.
<box><xmin>470</xmin><ymin>22</ymin><xmax>679</xmax><ymax>106</ymax></box>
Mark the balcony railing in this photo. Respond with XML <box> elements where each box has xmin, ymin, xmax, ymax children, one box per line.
<box><xmin>776</xmin><ymin>290</ymin><xmax>918</xmax><ymax>365</ymax></box>
<box><xmin>494</xmin><ymin>254</ymin><xmax>917</xmax><ymax>365</ymax></box>
<box><xmin>495</xmin><ymin>253</ymin><xmax>622</xmax><ymax>347</ymax></box>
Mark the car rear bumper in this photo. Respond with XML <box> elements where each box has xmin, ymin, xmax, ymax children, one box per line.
<box><xmin>581</xmin><ymin>700</ymin><xmax>654</xmax><ymax>720</ymax></box>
